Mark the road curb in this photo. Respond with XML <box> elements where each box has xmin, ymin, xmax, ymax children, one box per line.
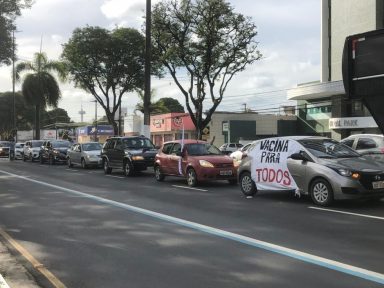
<box><xmin>0</xmin><ymin>238</ymin><xmax>41</xmax><ymax>288</ymax></box>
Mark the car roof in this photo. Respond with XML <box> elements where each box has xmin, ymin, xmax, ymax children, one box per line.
<box><xmin>343</xmin><ymin>134</ymin><xmax>383</xmax><ymax>139</ymax></box>
<box><xmin>163</xmin><ymin>139</ymin><xmax>207</xmax><ymax>145</ymax></box>
<box><xmin>109</xmin><ymin>136</ymin><xmax>149</xmax><ymax>140</ymax></box>
<box><xmin>258</xmin><ymin>136</ymin><xmax>329</xmax><ymax>141</ymax></box>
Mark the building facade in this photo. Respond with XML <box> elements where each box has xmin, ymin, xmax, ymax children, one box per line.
<box><xmin>288</xmin><ymin>0</ymin><xmax>384</xmax><ymax>140</ymax></box>
<box><xmin>205</xmin><ymin>112</ymin><xmax>297</xmax><ymax>147</ymax></box>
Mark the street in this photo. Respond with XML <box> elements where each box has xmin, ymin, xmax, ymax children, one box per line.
<box><xmin>0</xmin><ymin>160</ymin><xmax>383</xmax><ymax>288</ymax></box>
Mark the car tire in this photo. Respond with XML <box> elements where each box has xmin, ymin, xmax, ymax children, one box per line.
<box><xmin>68</xmin><ymin>158</ymin><xmax>73</xmax><ymax>168</ymax></box>
<box><xmin>124</xmin><ymin>160</ymin><xmax>134</xmax><ymax>177</ymax></box>
<box><xmin>103</xmin><ymin>159</ymin><xmax>112</xmax><ymax>174</ymax></box>
<box><xmin>154</xmin><ymin>165</ymin><xmax>165</xmax><ymax>182</ymax></box>
<box><xmin>186</xmin><ymin>168</ymin><xmax>198</xmax><ymax>187</ymax></box>
<box><xmin>81</xmin><ymin>158</ymin><xmax>87</xmax><ymax>169</ymax></box>
<box><xmin>240</xmin><ymin>172</ymin><xmax>257</xmax><ymax>196</ymax></box>
<box><xmin>30</xmin><ymin>153</ymin><xmax>34</xmax><ymax>162</ymax></box>
<box><xmin>310</xmin><ymin>178</ymin><xmax>334</xmax><ymax>206</ymax></box>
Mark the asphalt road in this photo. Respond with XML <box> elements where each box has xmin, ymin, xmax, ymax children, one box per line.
<box><xmin>0</xmin><ymin>160</ymin><xmax>383</xmax><ymax>288</ymax></box>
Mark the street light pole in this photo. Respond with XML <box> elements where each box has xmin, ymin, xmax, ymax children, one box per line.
<box><xmin>12</xmin><ymin>28</ymin><xmax>16</xmax><ymax>141</ymax></box>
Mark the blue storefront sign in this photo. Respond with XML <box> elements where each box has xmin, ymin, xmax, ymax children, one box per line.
<box><xmin>77</xmin><ymin>125</ymin><xmax>114</xmax><ymax>136</ymax></box>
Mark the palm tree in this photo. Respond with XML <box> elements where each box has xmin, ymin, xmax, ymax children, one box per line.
<box><xmin>135</xmin><ymin>89</ymin><xmax>168</xmax><ymax>115</ymax></box>
<box><xmin>16</xmin><ymin>52</ymin><xmax>66</xmax><ymax>139</ymax></box>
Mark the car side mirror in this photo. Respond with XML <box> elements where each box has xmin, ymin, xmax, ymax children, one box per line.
<box><xmin>290</xmin><ymin>152</ymin><xmax>308</xmax><ymax>161</ymax></box>
<box><xmin>155</xmin><ymin>145</ymin><xmax>161</xmax><ymax>150</ymax></box>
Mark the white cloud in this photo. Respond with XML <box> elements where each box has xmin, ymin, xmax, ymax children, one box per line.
<box><xmin>0</xmin><ymin>0</ymin><xmax>321</xmax><ymax>121</ymax></box>
<box><xmin>101</xmin><ymin>0</ymin><xmax>142</xmax><ymax>19</ymax></box>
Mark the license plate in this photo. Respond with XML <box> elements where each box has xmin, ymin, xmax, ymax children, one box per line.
<box><xmin>372</xmin><ymin>181</ymin><xmax>384</xmax><ymax>189</ymax></box>
<box><xmin>220</xmin><ymin>170</ymin><xmax>232</xmax><ymax>176</ymax></box>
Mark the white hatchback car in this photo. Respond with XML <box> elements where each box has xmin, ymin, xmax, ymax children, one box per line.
<box><xmin>23</xmin><ymin>140</ymin><xmax>44</xmax><ymax>162</ymax></box>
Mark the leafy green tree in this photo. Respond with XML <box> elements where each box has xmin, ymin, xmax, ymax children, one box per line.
<box><xmin>152</xmin><ymin>0</ymin><xmax>261</xmax><ymax>139</ymax></box>
<box><xmin>41</xmin><ymin>108</ymin><xmax>71</xmax><ymax>127</ymax></box>
<box><xmin>156</xmin><ymin>97</ymin><xmax>184</xmax><ymax>113</ymax></box>
<box><xmin>62</xmin><ymin>26</ymin><xmax>161</xmax><ymax>135</ymax></box>
<box><xmin>16</xmin><ymin>52</ymin><xmax>67</xmax><ymax>139</ymax></box>
<box><xmin>0</xmin><ymin>91</ymin><xmax>34</xmax><ymax>138</ymax></box>
<box><xmin>0</xmin><ymin>0</ymin><xmax>32</xmax><ymax>66</ymax></box>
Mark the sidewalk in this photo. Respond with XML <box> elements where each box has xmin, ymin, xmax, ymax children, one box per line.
<box><xmin>0</xmin><ymin>240</ymin><xmax>41</xmax><ymax>288</ymax></box>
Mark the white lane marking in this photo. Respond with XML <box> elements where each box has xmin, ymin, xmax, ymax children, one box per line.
<box><xmin>309</xmin><ymin>206</ymin><xmax>384</xmax><ymax>221</ymax></box>
<box><xmin>65</xmin><ymin>169</ymin><xmax>79</xmax><ymax>172</ymax></box>
<box><xmin>172</xmin><ymin>185</ymin><xmax>208</xmax><ymax>192</ymax></box>
<box><xmin>105</xmin><ymin>175</ymin><xmax>125</xmax><ymax>179</ymax></box>
<box><xmin>0</xmin><ymin>274</ymin><xmax>10</xmax><ymax>288</ymax></box>
<box><xmin>1</xmin><ymin>169</ymin><xmax>384</xmax><ymax>285</ymax></box>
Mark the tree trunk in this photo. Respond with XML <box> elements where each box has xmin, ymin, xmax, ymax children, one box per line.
<box><xmin>35</xmin><ymin>104</ymin><xmax>40</xmax><ymax>140</ymax></box>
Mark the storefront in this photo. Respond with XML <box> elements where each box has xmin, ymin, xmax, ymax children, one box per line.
<box><xmin>76</xmin><ymin>125</ymin><xmax>114</xmax><ymax>143</ymax></box>
<box><xmin>150</xmin><ymin>113</ymin><xmax>196</xmax><ymax>146</ymax></box>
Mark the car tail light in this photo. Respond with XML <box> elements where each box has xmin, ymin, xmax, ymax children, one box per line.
<box><xmin>380</xmin><ymin>148</ymin><xmax>384</xmax><ymax>154</ymax></box>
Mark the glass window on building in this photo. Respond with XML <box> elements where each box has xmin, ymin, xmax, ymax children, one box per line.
<box><xmin>164</xmin><ymin>134</ymin><xmax>173</xmax><ymax>142</ymax></box>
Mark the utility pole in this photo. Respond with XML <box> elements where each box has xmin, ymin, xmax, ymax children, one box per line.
<box><xmin>91</xmin><ymin>100</ymin><xmax>98</xmax><ymax>142</ymax></box>
<box><xmin>12</xmin><ymin>28</ymin><xmax>16</xmax><ymax>141</ymax></box>
<box><xmin>143</xmin><ymin>0</ymin><xmax>151</xmax><ymax>138</ymax></box>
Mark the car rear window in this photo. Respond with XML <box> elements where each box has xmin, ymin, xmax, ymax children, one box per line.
<box><xmin>32</xmin><ymin>141</ymin><xmax>43</xmax><ymax>147</ymax></box>
<box><xmin>186</xmin><ymin>143</ymin><xmax>221</xmax><ymax>156</ymax></box>
<box><xmin>52</xmin><ymin>141</ymin><xmax>71</xmax><ymax>148</ymax></box>
<box><xmin>356</xmin><ymin>138</ymin><xmax>377</xmax><ymax>150</ymax></box>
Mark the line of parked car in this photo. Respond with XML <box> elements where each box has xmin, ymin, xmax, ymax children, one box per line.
<box><xmin>8</xmin><ymin>134</ymin><xmax>384</xmax><ymax>206</ymax></box>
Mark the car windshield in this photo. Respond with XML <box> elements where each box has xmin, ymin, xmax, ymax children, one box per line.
<box><xmin>32</xmin><ymin>141</ymin><xmax>44</xmax><ymax>147</ymax></box>
<box><xmin>82</xmin><ymin>143</ymin><xmax>102</xmax><ymax>151</ymax></box>
<box><xmin>52</xmin><ymin>141</ymin><xmax>71</xmax><ymax>148</ymax></box>
<box><xmin>186</xmin><ymin>143</ymin><xmax>222</xmax><ymax>156</ymax></box>
<box><xmin>299</xmin><ymin>139</ymin><xmax>361</xmax><ymax>158</ymax></box>
<box><xmin>123</xmin><ymin>138</ymin><xmax>154</xmax><ymax>149</ymax></box>
<box><xmin>0</xmin><ymin>142</ymin><xmax>12</xmax><ymax>147</ymax></box>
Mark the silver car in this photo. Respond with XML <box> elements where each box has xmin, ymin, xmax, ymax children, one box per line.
<box><xmin>341</xmin><ymin>134</ymin><xmax>384</xmax><ymax>164</ymax></box>
<box><xmin>238</xmin><ymin>136</ymin><xmax>384</xmax><ymax>206</ymax></box>
<box><xmin>67</xmin><ymin>142</ymin><xmax>102</xmax><ymax>169</ymax></box>
<box><xmin>14</xmin><ymin>142</ymin><xmax>25</xmax><ymax>159</ymax></box>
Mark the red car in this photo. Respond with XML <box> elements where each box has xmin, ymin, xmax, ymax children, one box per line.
<box><xmin>154</xmin><ymin>140</ymin><xmax>237</xmax><ymax>187</ymax></box>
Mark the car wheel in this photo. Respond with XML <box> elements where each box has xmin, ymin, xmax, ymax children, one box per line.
<box><xmin>68</xmin><ymin>158</ymin><xmax>73</xmax><ymax>168</ymax></box>
<box><xmin>103</xmin><ymin>159</ymin><xmax>112</xmax><ymax>174</ymax></box>
<box><xmin>186</xmin><ymin>168</ymin><xmax>198</xmax><ymax>187</ymax></box>
<box><xmin>154</xmin><ymin>165</ymin><xmax>165</xmax><ymax>182</ymax></box>
<box><xmin>310</xmin><ymin>178</ymin><xmax>334</xmax><ymax>206</ymax></box>
<box><xmin>30</xmin><ymin>153</ymin><xmax>34</xmax><ymax>162</ymax></box>
<box><xmin>81</xmin><ymin>158</ymin><xmax>88</xmax><ymax>169</ymax></box>
<box><xmin>124</xmin><ymin>160</ymin><xmax>134</xmax><ymax>177</ymax></box>
<box><xmin>240</xmin><ymin>172</ymin><xmax>257</xmax><ymax>196</ymax></box>
<box><xmin>49</xmin><ymin>155</ymin><xmax>55</xmax><ymax>165</ymax></box>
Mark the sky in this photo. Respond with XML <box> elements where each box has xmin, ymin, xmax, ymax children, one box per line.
<box><xmin>0</xmin><ymin>0</ymin><xmax>321</xmax><ymax>123</ymax></box>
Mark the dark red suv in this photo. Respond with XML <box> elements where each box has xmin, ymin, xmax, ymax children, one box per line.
<box><xmin>154</xmin><ymin>140</ymin><xmax>237</xmax><ymax>187</ymax></box>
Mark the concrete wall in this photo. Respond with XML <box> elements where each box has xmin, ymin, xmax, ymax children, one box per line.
<box><xmin>207</xmin><ymin>113</ymin><xmax>297</xmax><ymax>147</ymax></box>
<box><xmin>330</xmin><ymin>0</ymin><xmax>378</xmax><ymax>81</ymax></box>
